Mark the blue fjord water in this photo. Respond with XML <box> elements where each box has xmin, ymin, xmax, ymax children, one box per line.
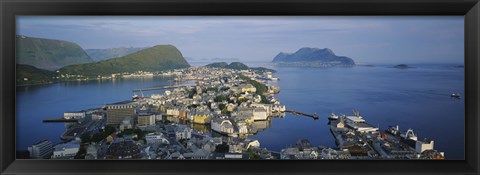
<box><xmin>16</xmin><ymin>63</ymin><xmax>465</xmax><ymax>159</ymax></box>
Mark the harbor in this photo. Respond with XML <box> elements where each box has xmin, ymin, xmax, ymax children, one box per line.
<box><xmin>327</xmin><ymin>111</ymin><xmax>445</xmax><ymax>159</ymax></box>
<box><xmin>20</xmin><ymin>65</ymin><xmax>460</xmax><ymax>160</ymax></box>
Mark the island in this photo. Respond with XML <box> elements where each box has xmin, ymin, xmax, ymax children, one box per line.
<box><xmin>393</xmin><ymin>64</ymin><xmax>415</xmax><ymax>69</ymax></box>
<box><xmin>272</xmin><ymin>47</ymin><xmax>355</xmax><ymax>67</ymax></box>
<box><xmin>205</xmin><ymin>62</ymin><xmax>276</xmax><ymax>73</ymax></box>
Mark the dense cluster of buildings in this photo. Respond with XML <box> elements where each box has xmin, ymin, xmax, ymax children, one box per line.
<box><xmin>27</xmin><ymin>66</ymin><xmax>445</xmax><ymax>160</ymax></box>
<box><xmin>328</xmin><ymin>111</ymin><xmax>445</xmax><ymax>159</ymax></box>
<box><xmin>29</xmin><ymin>66</ymin><xmax>288</xmax><ymax>160</ymax></box>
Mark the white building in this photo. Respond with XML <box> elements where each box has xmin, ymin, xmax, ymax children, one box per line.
<box><xmin>119</xmin><ymin>117</ymin><xmax>133</xmax><ymax>131</ymax></box>
<box><xmin>155</xmin><ymin>114</ymin><xmax>163</xmax><ymax>121</ymax></box>
<box><xmin>211</xmin><ymin>118</ymin><xmax>235</xmax><ymax>134</ymax></box>
<box><xmin>246</xmin><ymin>140</ymin><xmax>260</xmax><ymax>149</ymax></box>
<box><xmin>145</xmin><ymin>133</ymin><xmax>170</xmax><ymax>144</ymax></box>
<box><xmin>237</xmin><ymin>122</ymin><xmax>249</xmax><ymax>134</ymax></box>
<box><xmin>280</xmin><ymin>147</ymin><xmax>318</xmax><ymax>159</ymax></box>
<box><xmin>91</xmin><ymin>113</ymin><xmax>104</xmax><ymax>120</ymax></box>
<box><xmin>250</xmin><ymin>104</ymin><xmax>273</xmax><ymax>116</ymax></box>
<box><xmin>416</xmin><ymin>140</ymin><xmax>434</xmax><ymax>154</ymax></box>
<box><xmin>64</xmin><ymin>112</ymin><xmax>86</xmax><ymax>120</ymax></box>
<box><xmin>174</xmin><ymin>125</ymin><xmax>193</xmax><ymax>140</ymax></box>
<box><xmin>320</xmin><ymin>148</ymin><xmax>350</xmax><ymax>159</ymax></box>
<box><xmin>166</xmin><ymin>108</ymin><xmax>180</xmax><ymax>116</ymax></box>
<box><xmin>344</xmin><ymin>116</ymin><xmax>378</xmax><ymax>133</ymax></box>
<box><xmin>253</xmin><ymin>108</ymin><xmax>268</xmax><ymax>121</ymax></box>
<box><xmin>28</xmin><ymin>140</ymin><xmax>53</xmax><ymax>159</ymax></box>
<box><xmin>52</xmin><ymin>141</ymin><xmax>80</xmax><ymax>159</ymax></box>
<box><xmin>137</xmin><ymin>114</ymin><xmax>155</xmax><ymax>127</ymax></box>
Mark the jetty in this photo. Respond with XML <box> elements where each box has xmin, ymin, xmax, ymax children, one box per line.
<box><xmin>285</xmin><ymin>110</ymin><xmax>319</xmax><ymax>120</ymax></box>
<box><xmin>43</xmin><ymin>117</ymin><xmax>78</xmax><ymax>123</ymax></box>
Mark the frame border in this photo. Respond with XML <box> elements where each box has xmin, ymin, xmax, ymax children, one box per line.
<box><xmin>1</xmin><ymin>0</ymin><xmax>479</xmax><ymax>175</ymax></box>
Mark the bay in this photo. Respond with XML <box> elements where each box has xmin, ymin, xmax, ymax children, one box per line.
<box><xmin>16</xmin><ymin>62</ymin><xmax>465</xmax><ymax>159</ymax></box>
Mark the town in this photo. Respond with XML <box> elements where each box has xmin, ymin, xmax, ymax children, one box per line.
<box><xmin>26</xmin><ymin>66</ymin><xmax>445</xmax><ymax>160</ymax></box>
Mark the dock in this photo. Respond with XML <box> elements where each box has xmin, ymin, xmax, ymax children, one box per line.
<box><xmin>285</xmin><ymin>110</ymin><xmax>319</xmax><ymax>120</ymax></box>
<box><xmin>43</xmin><ymin>117</ymin><xmax>78</xmax><ymax>123</ymax></box>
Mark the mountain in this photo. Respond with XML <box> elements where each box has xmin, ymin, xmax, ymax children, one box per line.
<box><xmin>205</xmin><ymin>62</ymin><xmax>276</xmax><ymax>72</ymax></box>
<box><xmin>85</xmin><ymin>47</ymin><xmax>147</xmax><ymax>62</ymax></box>
<box><xmin>16</xmin><ymin>64</ymin><xmax>55</xmax><ymax>86</ymax></box>
<box><xmin>58</xmin><ymin>45</ymin><xmax>190</xmax><ymax>76</ymax></box>
<box><xmin>272</xmin><ymin>47</ymin><xmax>355</xmax><ymax>67</ymax></box>
<box><xmin>16</xmin><ymin>35</ymin><xmax>94</xmax><ymax>70</ymax></box>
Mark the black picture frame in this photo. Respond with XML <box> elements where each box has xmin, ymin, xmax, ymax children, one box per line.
<box><xmin>1</xmin><ymin>0</ymin><xmax>479</xmax><ymax>174</ymax></box>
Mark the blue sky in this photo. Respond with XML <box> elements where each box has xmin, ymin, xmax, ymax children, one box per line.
<box><xmin>17</xmin><ymin>16</ymin><xmax>464</xmax><ymax>64</ymax></box>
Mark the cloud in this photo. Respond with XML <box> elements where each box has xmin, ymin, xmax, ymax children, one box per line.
<box><xmin>16</xmin><ymin>16</ymin><xmax>464</xmax><ymax>63</ymax></box>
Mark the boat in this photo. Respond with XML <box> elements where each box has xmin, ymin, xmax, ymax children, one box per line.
<box><xmin>329</xmin><ymin>113</ymin><xmax>339</xmax><ymax>120</ymax></box>
<box><xmin>451</xmin><ymin>93</ymin><xmax>461</xmax><ymax>99</ymax></box>
<box><xmin>386</xmin><ymin>125</ymin><xmax>400</xmax><ymax>135</ymax></box>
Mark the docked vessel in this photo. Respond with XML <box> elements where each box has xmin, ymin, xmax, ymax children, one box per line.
<box><xmin>329</xmin><ymin>113</ymin><xmax>339</xmax><ymax>120</ymax></box>
<box><xmin>386</xmin><ymin>125</ymin><xmax>400</xmax><ymax>135</ymax></box>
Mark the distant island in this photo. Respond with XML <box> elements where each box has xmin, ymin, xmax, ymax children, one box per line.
<box><xmin>272</xmin><ymin>47</ymin><xmax>355</xmax><ymax>67</ymax></box>
<box><xmin>205</xmin><ymin>62</ymin><xmax>276</xmax><ymax>73</ymax></box>
<box><xmin>393</xmin><ymin>64</ymin><xmax>415</xmax><ymax>69</ymax></box>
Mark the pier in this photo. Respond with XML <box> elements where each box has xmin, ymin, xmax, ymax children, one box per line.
<box><xmin>132</xmin><ymin>84</ymin><xmax>196</xmax><ymax>92</ymax></box>
<box><xmin>285</xmin><ymin>110</ymin><xmax>319</xmax><ymax>120</ymax></box>
<box><xmin>43</xmin><ymin>117</ymin><xmax>78</xmax><ymax>123</ymax></box>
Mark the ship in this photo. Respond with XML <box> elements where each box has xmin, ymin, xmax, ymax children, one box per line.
<box><xmin>329</xmin><ymin>113</ymin><xmax>339</xmax><ymax>120</ymax></box>
<box><xmin>386</xmin><ymin>125</ymin><xmax>400</xmax><ymax>136</ymax></box>
<box><xmin>451</xmin><ymin>93</ymin><xmax>461</xmax><ymax>99</ymax></box>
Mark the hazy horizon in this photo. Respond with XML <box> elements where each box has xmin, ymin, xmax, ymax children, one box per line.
<box><xmin>17</xmin><ymin>16</ymin><xmax>464</xmax><ymax>64</ymax></box>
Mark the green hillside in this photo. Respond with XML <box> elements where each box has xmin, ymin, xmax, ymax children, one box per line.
<box><xmin>16</xmin><ymin>35</ymin><xmax>94</xmax><ymax>70</ymax></box>
<box><xmin>85</xmin><ymin>47</ymin><xmax>147</xmax><ymax>62</ymax></box>
<box><xmin>58</xmin><ymin>45</ymin><xmax>190</xmax><ymax>77</ymax></box>
<box><xmin>16</xmin><ymin>64</ymin><xmax>55</xmax><ymax>86</ymax></box>
<box><xmin>206</xmin><ymin>62</ymin><xmax>249</xmax><ymax>70</ymax></box>
<box><xmin>205</xmin><ymin>62</ymin><xmax>276</xmax><ymax>73</ymax></box>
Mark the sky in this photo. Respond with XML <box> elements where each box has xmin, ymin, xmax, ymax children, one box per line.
<box><xmin>16</xmin><ymin>16</ymin><xmax>464</xmax><ymax>64</ymax></box>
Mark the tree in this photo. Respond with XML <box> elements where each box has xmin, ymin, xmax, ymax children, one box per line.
<box><xmin>218</xmin><ymin>103</ymin><xmax>226</xmax><ymax>110</ymax></box>
<box><xmin>215</xmin><ymin>143</ymin><xmax>229</xmax><ymax>153</ymax></box>
<box><xmin>214</xmin><ymin>95</ymin><xmax>227</xmax><ymax>102</ymax></box>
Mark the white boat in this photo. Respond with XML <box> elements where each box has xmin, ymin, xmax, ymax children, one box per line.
<box><xmin>451</xmin><ymin>93</ymin><xmax>461</xmax><ymax>99</ymax></box>
<box><xmin>329</xmin><ymin>113</ymin><xmax>339</xmax><ymax>120</ymax></box>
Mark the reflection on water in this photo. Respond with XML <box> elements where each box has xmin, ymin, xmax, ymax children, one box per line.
<box><xmin>253</xmin><ymin>120</ymin><xmax>272</xmax><ymax>133</ymax></box>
